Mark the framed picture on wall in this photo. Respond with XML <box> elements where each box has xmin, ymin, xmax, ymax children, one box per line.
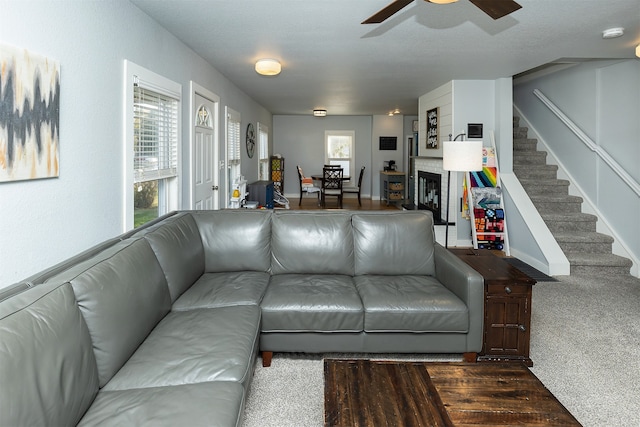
<box><xmin>379</xmin><ymin>136</ymin><xmax>397</xmax><ymax>150</ymax></box>
<box><xmin>426</xmin><ymin>107</ymin><xmax>438</xmax><ymax>149</ymax></box>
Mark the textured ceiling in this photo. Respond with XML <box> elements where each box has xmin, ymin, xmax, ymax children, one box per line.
<box><xmin>130</xmin><ymin>0</ymin><xmax>640</xmax><ymax>116</ymax></box>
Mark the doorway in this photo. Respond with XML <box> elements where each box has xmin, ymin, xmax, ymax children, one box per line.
<box><xmin>191</xmin><ymin>83</ymin><xmax>220</xmax><ymax>210</ymax></box>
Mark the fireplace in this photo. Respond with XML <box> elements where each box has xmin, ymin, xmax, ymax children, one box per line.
<box><xmin>418</xmin><ymin>171</ymin><xmax>442</xmax><ymax>223</ymax></box>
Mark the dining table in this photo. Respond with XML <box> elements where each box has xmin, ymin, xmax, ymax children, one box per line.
<box><xmin>310</xmin><ymin>175</ymin><xmax>351</xmax><ymax>181</ymax></box>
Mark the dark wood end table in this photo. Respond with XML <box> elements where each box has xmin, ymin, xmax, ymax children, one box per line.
<box><xmin>450</xmin><ymin>248</ymin><xmax>536</xmax><ymax>366</ymax></box>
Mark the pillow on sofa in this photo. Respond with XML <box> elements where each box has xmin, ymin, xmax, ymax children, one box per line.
<box><xmin>62</xmin><ymin>238</ymin><xmax>172</xmax><ymax>387</ymax></box>
<box><xmin>271</xmin><ymin>211</ymin><xmax>354</xmax><ymax>275</ymax></box>
<box><xmin>144</xmin><ymin>213</ymin><xmax>205</xmax><ymax>303</ymax></box>
<box><xmin>353</xmin><ymin>211</ymin><xmax>436</xmax><ymax>276</ymax></box>
<box><xmin>0</xmin><ymin>282</ymin><xmax>99</xmax><ymax>426</ymax></box>
<box><xmin>192</xmin><ymin>210</ymin><xmax>272</xmax><ymax>273</ymax></box>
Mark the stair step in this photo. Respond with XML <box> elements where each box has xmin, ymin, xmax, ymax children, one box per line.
<box><xmin>513</xmin><ymin>126</ymin><xmax>528</xmax><ymax>139</ymax></box>
<box><xmin>530</xmin><ymin>194</ymin><xmax>583</xmax><ymax>213</ymax></box>
<box><xmin>555</xmin><ymin>232</ymin><xmax>614</xmax><ymax>254</ymax></box>
<box><xmin>542</xmin><ymin>212</ymin><xmax>598</xmax><ymax>233</ymax></box>
<box><xmin>565</xmin><ymin>253</ymin><xmax>633</xmax><ymax>277</ymax></box>
<box><xmin>513</xmin><ymin>139</ymin><xmax>538</xmax><ymax>151</ymax></box>
<box><xmin>514</xmin><ymin>164</ymin><xmax>558</xmax><ymax>180</ymax></box>
<box><xmin>513</xmin><ymin>117</ymin><xmax>520</xmax><ymax>127</ymax></box>
<box><xmin>513</xmin><ymin>151</ymin><xmax>547</xmax><ymax>165</ymax></box>
<box><xmin>520</xmin><ymin>179</ymin><xmax>569</xmax><ymax>196</ymax></box>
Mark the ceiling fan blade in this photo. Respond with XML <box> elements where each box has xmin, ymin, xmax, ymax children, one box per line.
<box><xmin>469</xmin><ymin>0</ymin><xmax>522</xmax><ymax>20</ymax></box>
<box><xmin>362</xmin><ymin>0</ymin><xmax>414</xmax><ymax>24</ymax></box>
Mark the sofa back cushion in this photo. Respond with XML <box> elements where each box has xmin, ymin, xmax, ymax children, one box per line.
<box><xmin>353</xmin><ymin>211</ymin><xmax>436</xmax><ymax>276</ymax></box>
<box><xmin>49</xmin><ymin>238</ymin><xmax>171</xmax><ymax>387</ymax></box>
<box><xmin>192</xmin><ymin>210</ymin><xmax>272</xmax><ymax>272</ymax></box>
<box><xmin>0</xmin><ymin>282</ymin><xmax>99</xmax><ymax>426</ymax></box>
<box><xmin>271</xmin><ymin>211</ymin><xmax>354</xmax><ymax>275</ymax></box>
<box><xmin>144</xmin><ymin>213</ymin><xmax>205</xmax><ymax>302</ymax></box>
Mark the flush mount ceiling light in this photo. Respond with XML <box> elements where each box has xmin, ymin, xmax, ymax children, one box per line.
<box><xmin>602</xmin><ymin>27</ymin><xmax>624</xmax><ymax>39</ymax></box>
<box><xmin>255</xmin><ymin>59</ymin><xmax>281</xmax><ymax>76</ymax></box>
<box><xmin>313</xmin><ymin>109</ymin><xmax>327</xmax><ymax>117</ymax></box>
<box><xmin>427</xmin><ymin>0</ymin><xmax>458</xmax><ymax>4</ymax></box>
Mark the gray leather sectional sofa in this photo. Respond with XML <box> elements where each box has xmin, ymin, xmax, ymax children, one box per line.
<box><xmin>0</xmin><ymin>209</ymin><xmax>484</xmax><ymax>426</ymax></box>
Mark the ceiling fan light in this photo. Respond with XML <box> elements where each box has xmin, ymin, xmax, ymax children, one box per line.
<box><xmin>255</xmin><ymin>59</ymin><xmax>281</xmax><ymax>76</ymax></box>
<box><xmin>427</xmin><ymin>0</ymin><xmax>458</xmax><ymax>4</ymax></box>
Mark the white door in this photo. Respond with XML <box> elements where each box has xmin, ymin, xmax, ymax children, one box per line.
<box><xmin>192</xmin><ymin>88</ymin><xmax>219</xmax><ymax>209</ymax></box>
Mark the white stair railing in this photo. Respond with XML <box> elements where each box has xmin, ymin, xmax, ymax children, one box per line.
<box><xmin>533</xmin><ymin>89</ymin><xmax>640</xmax><ymax>197</ymax></box>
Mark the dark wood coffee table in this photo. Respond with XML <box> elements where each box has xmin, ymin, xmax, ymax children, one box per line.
<box><xmin>324</xmin><ymin>359</ymin><xmax>582</xmax><ymax>427</ymax></box>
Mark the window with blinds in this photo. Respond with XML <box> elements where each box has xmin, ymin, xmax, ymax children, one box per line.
<box><xmin>133</xmin><ymin>85</ymin><xmax>179</xmax><ymax>184</ymax></box>
<box><xmin>258</xmin><ymin>122</ymin><xmax>269</xmax><ymax>180</ymax></box>
<box><xmin>226</xmin><ymin>107</ymin><xmax>241</xmax><ymax>204</ymax></box>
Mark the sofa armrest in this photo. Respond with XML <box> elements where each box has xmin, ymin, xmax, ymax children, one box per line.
<box><xmin>434</xmin><ymin>244</ymin><xmax>484</xmax><ymax>352</ymax></box>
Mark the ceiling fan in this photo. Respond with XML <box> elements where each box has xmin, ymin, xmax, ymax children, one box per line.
<box><xmin>362</xmin><ymin>0</ymin><xmax>522</xmax><ymax>24</ymax></box>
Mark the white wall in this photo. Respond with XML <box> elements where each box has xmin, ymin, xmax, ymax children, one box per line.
<box><xmin>514</xmin><ymin>60</ymin><xmax>640</xmax><ymax>272</ymax></box>
<box><xmin>0</xmin><ymin>1</ymin><xmax>270</xmax><ymax>288</ymax></box>
<box><xmin>371</xmin><ymin>115</ymin><xmax>404</xmax><ymax>200</ymax></box>
<box><xmin>418</xmin><ymin>81</ymin><xmax>452</xmax><ymax>158</ymax></box>
<box><xmin>272</xmin><ymin>115</ymin><xmax>373</xmax><ymax>199</ymax></box>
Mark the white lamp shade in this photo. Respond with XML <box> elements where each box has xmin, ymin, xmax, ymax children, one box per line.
<box><xmin>255</xmin><ymin>59</ymin><xmax>281</xmax><ymax>76</ymax></box>
<box><xmin>442</xmin><ymin>140</ymin><xmax>483</xmax><ymax>171</ymax></box>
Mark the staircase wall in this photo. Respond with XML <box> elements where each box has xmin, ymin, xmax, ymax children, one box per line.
<box><xmin>514</xmin><ymin>60</ymin><xmax>640</xmax><ymax>277</ymax></box>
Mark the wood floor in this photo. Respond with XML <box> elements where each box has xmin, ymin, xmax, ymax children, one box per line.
<box><xmin>324</xmin><ymin>360</ymin><xmax>582</xmax><ymax>427</ymax></box>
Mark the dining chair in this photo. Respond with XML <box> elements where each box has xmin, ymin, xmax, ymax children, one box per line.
<box><xmin>321</xmin><ymin>166</ymin><xmax>344</xmax><ymax>208</ymax></box>
<box><xmin>342</xmin><ymin>166</ymin><xmax>365</xmax><ymax>206</ymax></box>
<box><xmin>297</xmin><ymin>165</ymin><xmax>321</xmax><ymax>206</ymax></box>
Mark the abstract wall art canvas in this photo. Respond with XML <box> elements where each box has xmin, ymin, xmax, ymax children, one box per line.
<box><xmin>0</xmin><ymin>44</ymin><xmax>60</xmax><ymax>182</ymax></box>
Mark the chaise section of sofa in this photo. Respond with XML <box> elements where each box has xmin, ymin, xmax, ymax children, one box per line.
<box><xmin>4</xmin><ymin>223</ymin><xmax>262</xmax><ymax>426</ymax></box>
<box><xmin>0</xmin><ymin>279</ymin><xmax>249</xmax><ymax>427</ymax></box>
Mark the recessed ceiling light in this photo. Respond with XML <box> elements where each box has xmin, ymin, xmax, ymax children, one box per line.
<box><xmin>602</xmin><ymin>27</ymin><xmax>624</xmax><ymax>39</ymax></box>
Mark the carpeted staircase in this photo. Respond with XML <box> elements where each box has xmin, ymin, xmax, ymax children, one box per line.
<box><xmin>512</xmin><ymin>116</ymin><xmax>632</xmax><ymax>276</ymax></box>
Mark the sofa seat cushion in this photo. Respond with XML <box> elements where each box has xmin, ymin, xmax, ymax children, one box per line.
<box><xmin>261</xmin><ymin>274</ymin><xmax>363</xmax><ymax>332</ymax></box>
<box><xmin>103</xmin><ymin>305</ymin><xmax>260</xmax><ymax>391</ymax></box>
<box><xmin>172</xmin><ymin>271</ymin><xmax>270</xmax><ymax>310</ymax></box>
<box><xmin>355</xmin><ymin>275</ymin><xmax>469</xmax><ymax>333</ymax></box>
<box><xmin>79</xmin><ymin>381</ymin><xmax>245</xmax><ymax>427</ymax></box>
<box><xmin>0</xmin><ymin>282</ymin><xmax>99</xmax><ymax>427</ymax></box>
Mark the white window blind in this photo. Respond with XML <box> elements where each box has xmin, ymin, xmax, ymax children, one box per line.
<box><xmin>134</xmin><ymin>85</ymin><xmax>179</xmax><ymax>183</ymax></box>
<box><xmin>258</xmin><ymin>122</ymin><xmax>269</xmax><ymax>180</ymax></box>
<box><xmin>227</xmin><ymin>110</ymin><xmax>241</xmax><ymax>167</ymax></box>
<box><xmin>226</xmin><ymin>108</ymin><xmax>241</xmax><ymax>204</ymax></box>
